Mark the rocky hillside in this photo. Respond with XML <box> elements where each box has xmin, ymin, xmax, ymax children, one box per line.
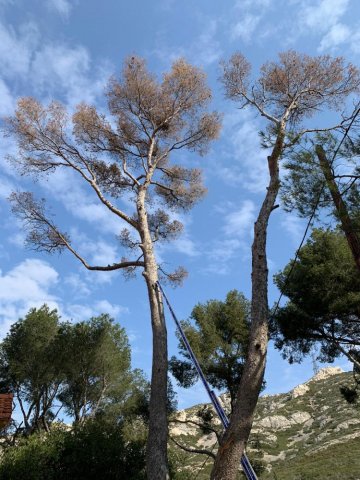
<box><xmin>169</xmin><ymin>367</ymin><xmax>360</xmax><ymax>479</ymax></box>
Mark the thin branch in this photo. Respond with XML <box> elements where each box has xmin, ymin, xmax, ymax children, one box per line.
<box><xmin>169</xmin><ymin>418</ymin><xmax>221</xmax><ymax>442</ymax></box>
<box><xmin>122</xmin><ymin>157</ymin><xmax>140</xmax><ymax>187</ymax></box>
<box><xmin>170</xmin><ymin>435</ymin><xmax>216</xmax><ymax>459</ymax></box>
<box><xmin>42</xmin><ymin>219</ymin><xmax>144</xmax><ymax>271</ymax></box>
<box><xmin>245</xmin><ymin>88</ymin><xmax>281</xmax><ymax>124</ymax></box>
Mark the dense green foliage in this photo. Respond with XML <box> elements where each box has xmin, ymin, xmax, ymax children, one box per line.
<box><xmin>0</xmin><ymin>306</ymin><xmax>148</xmax><ymax>433</ymax></box>
<box><xmin>0</xmin><ymin>305</ymin><xmax>63</xmax><ymax>431</ymax></box>
<box><xmin>0</xmin><ymin>419</ymin><xmax>146</xmax><ymax>480</ymax></box>
<box><xmin>170</xmin><ymin>290</ymin><xmax>250</xmax><ymax>411</ymax></box>
<box><xmin>281</xmin><ymin>132</ymin><xmax>360</xmax><ymax>223</ymax></box>
<box><xmin>56</xmin><ymin>315</ymin><xmax>134</xmax><ymax>424</ymax></box>
<box><xmin>272</xmin><ymin>229</ymin><xmax>360</xmax><ymax>366</ymax></box>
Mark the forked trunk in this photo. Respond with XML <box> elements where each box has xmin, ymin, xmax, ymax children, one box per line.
<box><xmin>210</xmin><ymin>131</ymin><xmax>284</xmax><ymax>480</ymax></box>
<box><xmin>138</xmin><ymin>187</ymin><xmax>169</xmax><ymax>480</ymax></box>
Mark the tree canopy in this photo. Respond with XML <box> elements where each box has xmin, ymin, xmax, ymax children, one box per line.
<box><xmin>170</xmin><ymin>290</ymin><xmax>250</xmax><ymax>411</ymax></box>
<box><xmin>272</xmin><ymin>228</ymin><xmax>360</xmax><ymax>369</ymax></box>
<box><xmin>0</xmin><ymin>306</ymin><xmax>147</xmax><ymax>435</ymax></box>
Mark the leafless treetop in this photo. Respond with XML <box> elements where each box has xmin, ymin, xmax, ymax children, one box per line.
<box><xmin>5</xmin><ymin>57</ymin><xmax>221</xmax><ymax>280</ymax></box>
<box><xmin>222</xmin><ymin>50</ymin><xmax>360</xmax><ymax>126</ymax></box>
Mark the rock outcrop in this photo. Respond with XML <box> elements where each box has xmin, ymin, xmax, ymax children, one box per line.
<box><xmin>170</xmin><ymin>367</ymin><xmax>360</xmax><ymax>479</ymax></box>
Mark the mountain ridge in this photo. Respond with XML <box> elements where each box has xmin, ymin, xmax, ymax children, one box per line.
<box><xmin>170</xmin><ymin>367</ymin><xmax>360</xmax><ymax>479</ymax></box>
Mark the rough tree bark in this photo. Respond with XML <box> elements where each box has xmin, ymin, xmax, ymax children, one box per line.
<box><xmin>212</xmin><ymin>50</ymin><xmax>360</xmax><ymax>479</ymax></box>
<box><xmin>316</xmin><ymin>144</ymin><xmax>360</xmax><ymax>272</ymax></box>
<box><xmin>210</xmin><ymin>127</ymin><xmax>284</xmax><ymax>480</ymax></box>
<box><xmin>137</xmin><ymin>181</ymin><xmax>169</xmax><ymax>479</ymax></box>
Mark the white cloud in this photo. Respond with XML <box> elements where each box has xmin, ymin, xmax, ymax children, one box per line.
<box><xmin>65</xmin><ymin>299</ymin><xmax>129</xmax><ymax>322</ymax></box>
<box><xmin>196</xmin><ymin>19</ymin><xmax>222</xmax><ymax>66</ymax></box>
<box><xmin>31</xmin><ymin>43</ymin><xmax>109</xmax><ymax>106</ymax></box>
<box><xmin>65</xmin><ymin>230</ymin><xmax>123</xmax><ymax>284</ymax></box>
<box><xmin>0</xmin><ymin>259</ymin><xmax>58</xmax><ymax>302</ymax></box>
<box><xmin>299</xmin><ymin>0</ymin><xmax>349</xmax><ymax>33</ymax></box>
<box><xmin>0</xmin><ymin>259</ymin><xmax>60</xmax><ymax>337</ymax></box>
<box><xmin>40</xmin><ymin>169</ymin><xmax>126</xmax><ymax>235</ymax></box>
<box><xmin>93</xmin><ymin>299</ymin><xmax>129</xmax><ymax>317</ymax></box>
<box><xmin>349</xmin><ymin>29</ymin><xmax>360</xmax><ymax>53</ymax></box>
<box><xmin>290</xmin><ymin>0</ymin><xmax>359</xmax><ymax>53</ymax></box>
<box><xmin>7</xmin><ymin>232</ymin><xmax>26</xmax><ymax>248</ymax></box>
<box><xmin>216</xmin><ymin>109</ymin><xmax>269</xmax><ymax>194</ymax></box>
<box><xmin>0</xmin><ymin>78</ymin><xmax>15</xmax><ymax>115</ymax></box>
<box><xmin>205</xmin><ymin>238</ymin><xmax>243</xmax><ymax>275</ymax></box>
<box><xmin>231</xmin><ymin>15</ymin><xmax>261</xmax><ymax>42</ymax></box>
<box><xmin>319</xmin><ymin>23</ymin><xmax>351</xmax><ymax>51</ymax></box>
<box><xmin>280</xmin><ymin>214</ymin><xmax>305</xmax><ymax>246</ymax></box>
<box><xmin>172</xmin><ymin>235</ymin><xmax>199</xmax><ymax>257</ymax></box>
<box><xmin>0</xmin><ymin>175</ymin><xmax>15</xmax><ymax>199</ymax></box>
<box><xmin>230</xmin><ymin>0</ymin><xmax>274</xmax><ymax>44</ymax></box>
<box><xmin>235</xmin><ymin>0</ymin><xmax>271</xmax><ymax>8</ymax></box>
<box><xmin>157</xmin><ymin>212</ymin><xmax>200</xmax><ymax>259</ymax></box>
<box><xmin>48</xmin><ymin>0</ymin><xmax>72</xmax><ymax>18</ymax></box>
<box><xmin>81</xmin><ymin>240</ymin><xmax>119</xmax><ymax>267</ymax></box>
<box><xmin>0</xmin><ymin>20</ymin><xmax>110</xmax><ymax>107</ymax></box>
<box><xmin>0</xmin><ymin>258</ymin><xmax>129</xmax><ymax>337</ymax></box>
<box><xmin>222</xmin><ymin>200</ymin><xmax>256</xmax><ymax>237</ymax></box>
<box><xmin>204</xmin><ymin>200</ymin><xmax>256</xmax><ymax>274</ymax></box>
<box><xmin>154</xmin><ymin>18</ymin><xmax>222</xmax><ymax>67</ymax></box>
<box><xmin>64</xmin><ymin>273</ymin><xmax>91</xmax><ymax>297</ymax></box>
<box><xmin>0</xmin><ymin>21</ymin><xmax>38</xmax><ymax>78</ymax></box>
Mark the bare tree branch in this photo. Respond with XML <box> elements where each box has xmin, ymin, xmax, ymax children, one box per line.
<box><xmin>170</xmin><ymin>435</ymin><xmax>217</xmax><ymax>459</ymax></box>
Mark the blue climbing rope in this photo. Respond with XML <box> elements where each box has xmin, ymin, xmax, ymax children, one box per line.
<box><xmin>156</xmin><ymin>280</ymin><xmax>258</xmax><ymax>480</ymax></box>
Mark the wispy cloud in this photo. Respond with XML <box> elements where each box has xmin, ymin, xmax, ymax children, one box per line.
<box><xmin>298</xmin><ymin>0</ymin><xmax>350</xmax><ymax>33</ymax></box>
<box><xmin>0</xmin><ymin>175</ymin><xmax>15</xmax><ymax>200</ymax></box>
<box><xmin>64</xmin><ymin>300</ymin><xmax>128</xmax><ymax>322</ymax></box>
<box><xmin>0</xmin><ymin>78</ymin><xmax>15</xmax><ymax>115</ymax></box>
<box><xmin>0</xmin><ymin>19</ymin><xmax>110</xmax><ymax>107</ymax></box>
<box><xmin>0</xmin><ymin>258</ymin><xmax>129</xmax><ymax>337</ymax></box>
<box><xmin>289</xmin><ymin>0</ymin><xmax>358</xmax><ymax>53</ymax></box>
<box><xmin>31</xmin><ymin>43</ymin><xmax>110</xmax><ymax>106</ymax></box>
<box><xmin>231</xmin><ymin>0</ymin><xmax>274</xmax><ymax>44</ymax></box>
<box><xmin>0</xmin><ymin>258</ymin><xmax>60</xmax><ymax>337</ymax></box>
<box><xmin>280</xmin><ymin>213</ymin><xmax>305</xmax><ymax>246</ymax></box>
<box><xmin>64</xmin><ymin>273</ymin><xmax>91</xmax><ymax>297</ymax></box>
<box><xmin>0</xmin><ymin>21</ymin><xmax>38</xmax><ymax>78</ymax></box>
<box><xmin>153</xmin><ymin>18</ymin><xmax>222</xmax><ymax>67</ymax></box>
<box><xmin>231</xmin><ymin>15</ymin><xmax>261</xmax><ymax>42</ymax></box>
<box><xmin>48</xmin><ymin>0</ymin><xmax>73</xmax><ymax>18</ymax></box>
<box><xmin>40</xmin><ymin>169</ymin><xmax>127</xmax><ymax>235</ymax></box>
<box><xmin>319</xmin><ymin>23</ymin><xmax>351</xmax><ymax>51</ymax></box>
<box><xmin>222</xmin><ymin>200</ymin><xmax>256</xmax><ymax>237</ymax></box>
<box><xmin>234</xmin><ymin>0</ymin><xmax>271</xmax><ymax>8</ymax></box>
<box><xmin>64</xmin><ymin>298</ymin><xmax>129</xmax><ymax>320</ymax></box>
<box><xmin>204</xmin><ymin>200</ymin><xmax>256</xmax><ymax>274</ymax></box>
<box><xmin>216</xmin><ymin>109</ymin><xmax>269</xmax><ymax>194</ymax></box>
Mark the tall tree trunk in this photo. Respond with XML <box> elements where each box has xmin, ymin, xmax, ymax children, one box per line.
<box><xmin>137</xmin><ymin>187</ymin><xmax>169</xmax><ymax>480</ymax></box>
<box><xmin>210</xmin><ymin>130</ymin><xmax>284</xmax><ymax>480</ymax></box>
<box><xmin>316</xmin><ymin>145</ymin><xmax>360</xmax><ymax>272</ymax></box>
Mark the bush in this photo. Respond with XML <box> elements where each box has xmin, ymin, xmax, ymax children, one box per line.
<box><xmin>0</xmin><ymin>420</ymin><xmax>145</xmax><ymax>480</ymax></box>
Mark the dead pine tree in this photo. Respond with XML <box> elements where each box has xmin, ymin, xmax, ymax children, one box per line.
<box><xmin>5</xmin><ymin>56</ymin><xmax>221</xmax><ymax>480</ymax></box>
<box><xmin>210</xmin><ymin>51</ymin><xmax>360</xmax><ymax>480</ymax></box>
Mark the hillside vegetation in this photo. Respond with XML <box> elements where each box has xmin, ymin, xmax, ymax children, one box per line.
<box><xmin>170</xmin><ymin>368</ymin><xmax>360</xmax><ymax>479</ymax></box>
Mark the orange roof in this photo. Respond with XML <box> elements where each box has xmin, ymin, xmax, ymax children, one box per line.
<box><xmin>0</xmin><ymin>393</ymin><xmax>13</xmax><ymax>428</ymax></box>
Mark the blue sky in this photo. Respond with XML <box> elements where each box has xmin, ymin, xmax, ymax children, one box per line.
<box><xmin>0</xmin><ymin>0</ymin><xmax>359</xmax><ymax>410</ymax></box>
